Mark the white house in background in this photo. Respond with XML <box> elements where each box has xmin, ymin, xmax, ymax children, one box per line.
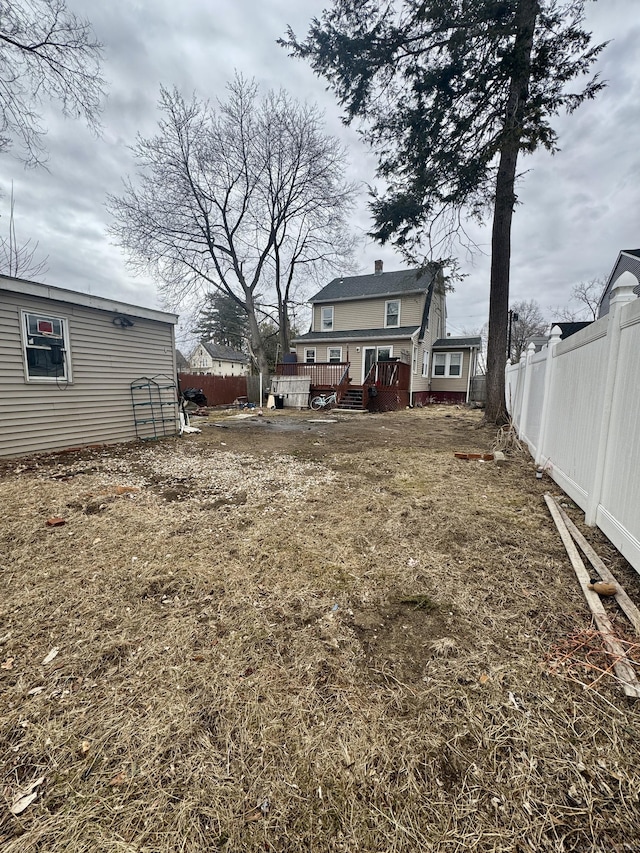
<box><xmin>189</xmin><ymin>341</ymin><xmax>250</xmax><ymax>376</ymax></box>
<box><xmin>0</xmin><ymin>274</ymin><xmax>178</xmax><ymax>458</ymax></box>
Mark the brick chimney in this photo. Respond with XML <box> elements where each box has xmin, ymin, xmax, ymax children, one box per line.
<box><xmin>374</xmin><ymin>259</ymin><xmax>383</xmax><ymax>275</ymax></box>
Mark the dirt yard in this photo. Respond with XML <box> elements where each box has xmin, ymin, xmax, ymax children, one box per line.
<box><xmin>2</xmin><ymin>406</ymin><xmax>640</xmax><ymax>852</ymax></box>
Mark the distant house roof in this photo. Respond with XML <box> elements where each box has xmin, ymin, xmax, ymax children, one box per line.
<box><xmin>553</xmin><ymin>321</ymin><xmax>592</xmax><ymax>339</ymax></box>
<box><xmin>433</xmin><ymin>336</ymin><xmax>481</xmax><ymax>349</ymax></box>
<box><xmin>201</xmin><ymin>341</ymin><xmax>249</xmax><ymax>363</ymax></box>
<box><xmin>310</xmin><ymin>264</ymin><xmax>438</xmax><ymax>303</ymax></box>
<box><xmin>292</xmin><ymin>326</ymin><xmax>420</xmax><ymax>345</ymax></box>
<box><xmin>598</xmin><ymin>250</ymin><xmax>640</xmax><ymax>318</ymax></box>
<box><xmin>175</xmin><ymin>349</ymin><xmax>190</xmax><ymax>370</ymax></box>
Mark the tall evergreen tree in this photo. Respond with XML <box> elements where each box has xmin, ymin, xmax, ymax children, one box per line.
<box><xmin>283</xmin><ymin>0</ymin><xmax>605</xmax><ymax>422</ymax></box>
<box><xmin>192</xmin><ymin>293</ymin><xmax>248</xmax><ymax>349</ymax></box>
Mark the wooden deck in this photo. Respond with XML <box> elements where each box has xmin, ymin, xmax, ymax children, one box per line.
<box><xmin>276</xmin><ymin>360</ymin><xmax>411</xmax><ymax>411</ymax></box>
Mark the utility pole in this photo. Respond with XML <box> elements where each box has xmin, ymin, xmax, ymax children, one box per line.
<box><xmin>507</xmin><ymin>309</ymin><xmax>519</xmax><ymax>360</ymax></box>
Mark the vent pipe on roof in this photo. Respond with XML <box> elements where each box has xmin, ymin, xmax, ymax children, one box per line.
<box><xmin>374</xmin><ymin>259</ymin><xmax>383</xmax><ymax>275</ymax></box>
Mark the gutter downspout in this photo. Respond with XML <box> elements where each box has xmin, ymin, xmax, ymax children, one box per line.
<box><xmin>465</xmin><ymin>346</ymin><xmax>475</xmax><ymax>403</ymax></box>
<box><xmin>409</xmin><ymin>329</ymin><xmax>420</xmax><ymax>406</ymax></box>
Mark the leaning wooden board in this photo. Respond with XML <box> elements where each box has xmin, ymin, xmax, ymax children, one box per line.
<box><xmin>552</xmin><ymin>498</ymin><xmax>640</xmax><ymax>637</ymax></box>
<box><xmin>544</xmin><ymin>494</ymin><xmax>640</xmax><ymax>699</ymax></box>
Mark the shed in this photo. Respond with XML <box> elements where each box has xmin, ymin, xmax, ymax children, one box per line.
<box><xmin>270</xmin><ymin>376</ymin><xmax>312</xmax><ymax>408</ymax></box>
<box><xmin>0</xmin><ymin>274</ymin><xmax>178</xmax><ymax>458</ymax></box>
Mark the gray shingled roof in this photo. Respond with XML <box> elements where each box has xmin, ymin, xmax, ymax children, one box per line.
<box><xmin>433</xmin><ymin>336</ymin><xmax>481</xmax><ymax>349</ymax></box>
<box><xmin>292</xmin><ymin>326</ymin><xmax>419</xmax><ymax>344</ymax></box>
<box><xmin>553</xmin><ymin>322</ymin><xmax>592</xmax><ymax>339</ymax></box>
<box><xmin>175</xmin><ymin>349</ymin><xmax>190</xmax><ymax>369</ymax></box>
<box><xmin>310</xmin><ymin>267</ymin><xmax>436</xmax><ymax>303</ymax></box>
<box><xmin>201</xmin><ymin>342</ymin><xmax>249</xmax><ymax>362</ymax></box>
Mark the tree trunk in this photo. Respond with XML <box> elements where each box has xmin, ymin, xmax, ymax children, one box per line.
<box><xmin>485</xmin><ymin>0</ymin><xmax>539</xmax><ymax>424</ymax></box>
<box><xmin>485</xmin><ymin>149</ymin><xmax>517</xmax><ymax>425</ymax></box>
<box><xmin>278</xmin><ymin>302</ymin><xmax>291</xmax><ymax>361</ymax></box>
<box><xmin>244</xmin><ymin>291</ymin><xmax>270</xmax><ymax>379</ymax></box>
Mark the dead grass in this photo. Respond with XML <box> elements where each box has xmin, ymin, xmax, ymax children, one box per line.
<box><xmin>2</xmin><ymin>407</ymin><xmax>640</xmax><ymax>852</ymax></box>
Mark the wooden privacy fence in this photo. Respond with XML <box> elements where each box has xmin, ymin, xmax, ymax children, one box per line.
<box><xmin>178</xmin><ymin>373</ymin><xmax>248</xmax><ymax>407</ymax></box>
<box><xmin>506</xmin><ymin>273</ymin><xmax>640</xmax><ymax>574</ymax></box>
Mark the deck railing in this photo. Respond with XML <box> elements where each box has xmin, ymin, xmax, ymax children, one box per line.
<box><xmin>362</xmin><ymin>359</ymin><xmax>411</xmax><ymax>411</ymax></box>
<box><xmin>275</xmin><ymin>361</ymin><xmax>349</xmax><ymax>388</ymax></box>
<box><xmin>363</xmin><ymin>359</ymin><xmax>410</xmax><ymax>390</ymax></box>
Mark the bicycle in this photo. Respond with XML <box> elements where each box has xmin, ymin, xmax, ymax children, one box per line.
<box><xmin>310</xmin><ymin>390</ymin><xmax>338</xmax><ymax>411</ymax></box>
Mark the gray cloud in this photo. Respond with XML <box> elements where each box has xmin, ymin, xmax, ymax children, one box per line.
<box><xmin>0</xmin><ymin>0</ymin><xmax>638</xmax><ymax>336</ymax></box>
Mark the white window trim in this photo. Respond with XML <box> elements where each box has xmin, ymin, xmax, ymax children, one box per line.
<box><xmin>327</xmin><ymin>346</ymin><xmax>342</xmax><ymax>363</ymax></box>
<box><xmin>320</xmin><ymin>306</ymin><xmax>334</xmax><ymax>332</ymax></box>
<box><xmin>422</xmin><ymin>350</ymin><xmax>429</xmax><ymax>377</ymax></box>
<box><xmin>432</xmin><ymin>351</ymin><xmax>463</xmax><ymax>378</ymax></box>
<box><xmin>384</xmin><ymin>299</ymin><xmax>401</xmax><ymax>328</ymax></box>
<box><xmin>411</xmin><ymin>345</ymin><xmax>418</xmax><ymax>374</ymax></box>
<box><xmin>20</xmin><ymin>309</ymin><xmax>72</xmax><ymax>383</ymax></box>
<box><xmin>305</xmin><ymin>347</ymin><xmax>317</xmax><ymax>364</ymax></box>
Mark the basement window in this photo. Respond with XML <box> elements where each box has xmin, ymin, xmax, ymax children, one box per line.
<box><xmin>21</xmin><ymin>311</ymin><xmax>72</xmax><ymax>382</ymax></box>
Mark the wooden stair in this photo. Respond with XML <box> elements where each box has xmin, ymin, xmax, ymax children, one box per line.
<box><xmin>338</xmin><ymin>386</ymin><xmax>367</xmax><ymax>411</ymax></box>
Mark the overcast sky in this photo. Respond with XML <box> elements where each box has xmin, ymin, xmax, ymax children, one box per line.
<box><xmin>2</xmin><ymin>0</ymin><xmax>639</xmax><ymax>345</ymax></box>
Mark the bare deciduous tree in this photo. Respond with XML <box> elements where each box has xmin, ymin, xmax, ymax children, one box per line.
<box><xmin>551</xmin><ymin>277</ymin><xmax>603</xmax><ymax>321</ymax></box>
<box><xmin>509</xmin><ymin>299</ymin><xmax>548</xmax><ymax>362</ymax></box>
<box><xmin>0</xmin><ymin>0</ymin><xmax>104</xmax><ymax>165</ymax></box>
<box><xmin>108</xmin><ymin>77</ymin><xmax>356</xmax><ymax>376</ymax></box>
<box><xmin>0</xmin><ymin>184</ymin><xmax>48</xmax><ymax>278</ymax></box>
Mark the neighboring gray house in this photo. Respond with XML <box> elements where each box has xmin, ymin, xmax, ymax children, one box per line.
<box><xmin>189</xmin><ymin>341</ymin><xmax>250</xmax><ymax>376</ymax></box>
<box><xmin>0</xmin><ymin>274</ymin><xmax>178</xmax><ymax>458</ymax></box>
<box><xmin>176</xmin><ymin>348</ymin><xmax>190</xmax><ymax>371</ymax></box>
<box><xmin>598</xmin><ymin>249</ymin><xmax>640</xmax><ymax>318</ymax></box>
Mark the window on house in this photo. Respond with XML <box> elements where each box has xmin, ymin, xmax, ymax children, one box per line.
<box><xmin>385</xmin><ymin>300</ymin><xmax>400</xmax><ymax>327</ymax></box>
<box><xmin>377</xmin><ymin>346</ymin><xmax>392</xmax><ymax>361</ymax></box>
<box><xmin>22</xmin><ymin>311</ymin><xmax>71</xmax><ymax>381</ymax></box>
<box><xmin>449</xmin><ymin>353</ymin><xmax>462</xmax><ymax>376</ymax></box>
<box><xmin>422</xmin><ymin>350</ymin><xmax>429</xmax><ymax>377</ymax></box>
<box><xmin>328</xmin><ymin>347</ymin><xmax>342</xmax><ymax>363</ymax></box>
<box><xmin>433</xmin><ymin>352</ymin><xmax>463</xmax><ymax>378</ymax></box>
<box><xmin>305</xmin><ymin>348</ymin><xmax>316</xmax><ymax>364</ymax></box>
<box><xmin>321</xmin><ymin>306</ymin><xmax>334</xmax><ymax>332</ymax></box>
<box><xmin>412</xmin><ymin>346</ymin><xmax>418</xmax><ymax>374</ymax></box>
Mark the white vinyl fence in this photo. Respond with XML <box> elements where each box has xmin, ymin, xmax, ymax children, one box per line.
<box><xmin>506</xmin><ymin>272</ymin><xmax>640</xmax><ymax>574</ymax></box>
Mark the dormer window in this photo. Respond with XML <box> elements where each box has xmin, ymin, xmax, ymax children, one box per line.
<box><xmin>385</xmin><ymin>299</ymin><xmax>400</xmax><ymax>328</ymax></box>
<box><xmin>321</xmin><ymin>306</ymin><xmax>334</xmax><ymax>331</ymax></box>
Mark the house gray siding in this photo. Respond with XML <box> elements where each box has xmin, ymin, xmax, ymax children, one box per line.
<box><xmin>0</xmin><ymin>287</ymin><xmax>177</xmax><ymax>458</ymax></box>
<box><xmin>598</xmin><ymin>252</ymin><xmax>640</xmax><ymax>318</ymax></box>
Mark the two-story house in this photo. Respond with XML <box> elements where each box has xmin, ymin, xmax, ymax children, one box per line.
<box><xmin>189</xmin><ymin>341</ymin><xmax>250</xmax><ymax>376</ymax></box>
<box><xmin>288</xmin><ymin>261</ymin><xmax>480</xmax><ymax>409</ymax></box>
